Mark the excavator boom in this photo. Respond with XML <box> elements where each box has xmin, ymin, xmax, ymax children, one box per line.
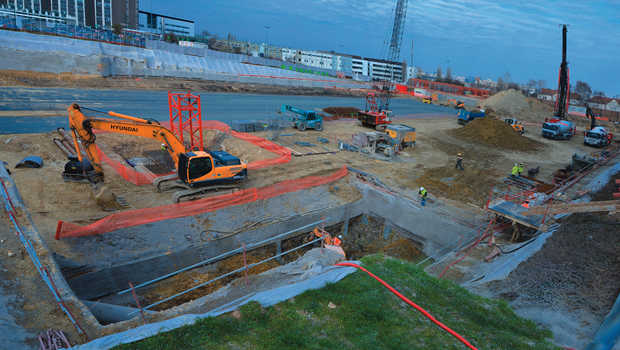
<box><xmin>64</xmin><ymin>104</ymin><xmax>247</xmax><ymax>197</ymax></box>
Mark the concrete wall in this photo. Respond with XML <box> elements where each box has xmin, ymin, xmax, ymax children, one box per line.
<box><xmin>0</xmin><ymin>30</ymin><xmax>368</xmax><ymax>89</ymax></box>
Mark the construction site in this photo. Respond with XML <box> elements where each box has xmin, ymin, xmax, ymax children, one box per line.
<box><xmin>1</xmin><ymin>2</ymin><xmax>620</xmax><ymax>350</ymax></box>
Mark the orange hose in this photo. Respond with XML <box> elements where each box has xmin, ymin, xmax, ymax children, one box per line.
<box><xmin>335</xmin><ymin>262</ymin><xmax>478</xmax><ymax>350</ymax></box>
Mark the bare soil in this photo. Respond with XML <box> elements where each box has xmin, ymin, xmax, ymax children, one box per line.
<box><xmin>481</xmin><ymin>89</ymin><xmax>552</xmax><ymax>123</ymax></box>
<box><xmin>0</xmin><ymin>70</ymin><xmax>367</xmax><ymax>97</ymax></box>
<box><xmin>450</xmin><ymin>116</ymin><xmax>545</xmax><ymax>152</ymax></box>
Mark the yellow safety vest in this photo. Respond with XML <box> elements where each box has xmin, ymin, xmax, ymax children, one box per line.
<box><xmin>511</xmin><ymin>166</ymin><xmax>519</xmax><ymax>176</ymax></box>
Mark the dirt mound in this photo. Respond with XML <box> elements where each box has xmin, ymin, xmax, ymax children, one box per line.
<box><xmin>450</xmin><ymin>117</ymin><xmax>544</xmax><ymax>151</ymax></box>
<box><xmin>322</xmin><ymin>107</ymin><xmax>359</xmax><ymax>116</ymax></box>
<box><xmin>415</xmin><ymin>165</ymin><xmax>500</xmax><ymax>206</ymax></box>
<box><xmin>480</xmin><ymin>89</ymin><xmax>552</xmax><ymax>123</ymax></box>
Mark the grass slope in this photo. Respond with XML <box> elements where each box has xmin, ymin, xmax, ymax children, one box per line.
<box><xmin>116</xmin><ymin>255</ymin><xmax>559</xmax><ymax>350</ymax></box>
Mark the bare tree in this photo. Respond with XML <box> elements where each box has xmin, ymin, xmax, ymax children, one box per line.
<box><xmin>575</xmin><ymin>81</ymin><xmax>592</xmax><ymax>102</ymax></box>
<box><xmin>445</xmin><ymin>67</ymin><xmax>452</xmax><ymax>82</ymax></box>
<box><xmin>416</xmin><ymin>66</ymin><xmax>424</xmax><ymax>78</ymax></box>
<box><xmin>496</xmin><ymin>77</ymin><xmax>505</xmax><ymax>91</ymax></box>
<box><xmin>537</xmin><ymin>80</ymin><xmax>546</xmax><ymax>92</ymax></box>
<box><xmin>436</xmin><ymin>66</ymin><xmax>442</xmax><ymax>81</ymax></box>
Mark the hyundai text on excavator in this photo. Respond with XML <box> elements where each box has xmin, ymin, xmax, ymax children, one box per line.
<box><xmin>63</xmin><ymin>103</ymin><xmax>247</xmax><ymax>202</ymax></box>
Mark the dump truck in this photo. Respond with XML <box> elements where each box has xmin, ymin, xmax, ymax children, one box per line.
<box><xmin>457</xmin><ymin>108</ymin><xmax>485</xmax><ymax>125</ymax></box>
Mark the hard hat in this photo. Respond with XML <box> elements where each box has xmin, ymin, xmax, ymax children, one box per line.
<box><xmin>420</xmin><ymin>187</ymin><xmax>425</xmax><ymax>191</ymax></box>
<box><xmin>519</xmin><ymin>163</ymin><xmax>524</xmax><ymax>166</ymax></box>
<box><xmin>337</xmin><ymin>235</ymin><xmax>343</xmax><ymax>239</ymax></box>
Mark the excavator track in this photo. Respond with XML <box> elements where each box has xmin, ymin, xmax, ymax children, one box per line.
<box><xmin>153</xmin><ymin>174</ymin><xmax>241</xmax><ymax>203</ymax></box>
<box><xmin>153</xmin><ymin>174</ymin><xmax>185</xmax><ymax>192</ymax></box>
<box><xmin>172</xmin><ymin>185</ymin><xmax>240</xmax><ymax>203</ymax></box>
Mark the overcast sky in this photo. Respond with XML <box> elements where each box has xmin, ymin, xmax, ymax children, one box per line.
<box><xmin>145</xmin><ymin>0</ymin><xmax>620</xmax><ymax>96</ymax></box>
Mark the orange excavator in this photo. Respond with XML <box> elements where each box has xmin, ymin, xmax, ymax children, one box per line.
<box><xmin>63</xmin><ymin>104</ymin><xmax>247</xmax><ymax>202</ymax></box>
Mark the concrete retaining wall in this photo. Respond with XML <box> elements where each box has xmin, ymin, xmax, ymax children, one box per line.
<box><xmin>0</xmin><ymin>31</ymin><xmax>367</xmax><ymax>89</ymax></box>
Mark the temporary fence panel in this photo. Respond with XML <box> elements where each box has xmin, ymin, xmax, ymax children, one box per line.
<box><xmin>55</xmin><ymin>166</ymin><xmax>348</xmax><ymax>239</ymax></box>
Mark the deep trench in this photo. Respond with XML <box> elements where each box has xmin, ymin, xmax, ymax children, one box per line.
<box><xmin>59</xmin><ymin>214</ymin><xmax>425</xmax><ymax>325</ymax></box>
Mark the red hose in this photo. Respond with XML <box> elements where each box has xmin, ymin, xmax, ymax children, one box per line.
<box><xmin>335</xmin><ymin>262</ymin><xmax>478</xmax><ymax>350</ymax></box>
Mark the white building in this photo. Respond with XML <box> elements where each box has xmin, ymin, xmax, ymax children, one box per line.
<box><xmin>138</xmin><ymin>10</ymin><xmax>194</xmax><ymax>37</ymax></box>
<box><xmin>405</xmin><ymin>66</ymin><xmax>416</xmax><ymax>82</ymax></box>
<box><xmin>366</xmin><ymin>58</ymin><xmax>404</xmax><ymax>82</ymax></box>
<box><xmin>281</xmin><ymin>49</ymin><xmax>334</xmax><ymax>69</ymax></box>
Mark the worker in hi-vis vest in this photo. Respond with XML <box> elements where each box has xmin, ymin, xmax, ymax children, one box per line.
<box><xmin>419</xmin><ymin>187</ymin><xmax>428</xmax><ymax>207</ymax></box>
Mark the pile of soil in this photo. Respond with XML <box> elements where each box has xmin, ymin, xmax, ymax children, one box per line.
<box><xmin>480</xmin><ymin>89</ymin><xmax>552</xmax><ymax>122</ymax></box>
<box><xmin>322</xmin><ymin>106</ymin><xmax>359</xmax><ymax>116</ymax></box>
<box><xmin>492</xmin><ymin>212</ymin><xmax>620</xmax><ymax>318</ymax></box>
<box><xmin>415</xmin><ymin>165</ymin><xmax>501</xmax><ymax>206</ymax></box>
<box><xmin>450</xmin><ymin>117</ymin><xmax>544</xmax><ymax>151</ymax></box>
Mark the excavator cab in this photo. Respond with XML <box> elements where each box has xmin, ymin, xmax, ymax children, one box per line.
<box><xmin>177</xmin><ymin>151</ymin><xmax>246</xmax><ymax>187</ymax></box>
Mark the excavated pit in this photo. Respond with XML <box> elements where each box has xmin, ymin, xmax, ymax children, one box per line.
<box><xmin>58</xmin><ymin>213</ymin><xmax>425</xmax><ymax>325</ymax></box>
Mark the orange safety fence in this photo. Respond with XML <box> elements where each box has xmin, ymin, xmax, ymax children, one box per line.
<box><xmin>55</xmin><ymin>166</ymin><xmax>348</xmax><ymax>239</ymax></box>
<box><xmin>95</xmin><ymin>120</ymin><xmax>291</xmax><ymax>186</ymax></box>
<box><xmin>96</xmin><ymin>145</ymin><xmax>161</xmax><ymax>186</ymax></box>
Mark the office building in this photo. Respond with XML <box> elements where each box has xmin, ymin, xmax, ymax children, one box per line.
<box><xmin>0</xmin><ymin>0</ymin><xmax>126</xmax><ymax>28</ymax></box>
<box><xmin>112</xmin><ymin>0</ymin><xmax>137</xmax><ymax>29</ymax></box>
<box><xmin>138</xmin><ymin>10</ymin><xmax>194</xmax><ymax>37</ymax></box>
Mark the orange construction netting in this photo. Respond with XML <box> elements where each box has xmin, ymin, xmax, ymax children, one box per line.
<box><xmin>97</xmin><ymin>120</ymin><xmax>291</xmax><ymax>186</ymax></box>
<box><xmin>55</xmin><ymin>166</ymin><xmax>348</xmax><ymax>239</ymax></box>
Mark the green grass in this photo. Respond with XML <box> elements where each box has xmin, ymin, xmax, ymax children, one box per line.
<box><xmin>115</xmin><ymin>254</ymin><xmax>560</xmax><ymax>350</ymax></box>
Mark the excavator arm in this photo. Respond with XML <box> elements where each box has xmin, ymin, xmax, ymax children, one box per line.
<box><xmin>67</xmin><ymin>103</ymin><xmax>186</xmax><ymax>177</ymax></box>
<box><xmin>65</xmin><ymin>103</ymin><xmax>247</xmax><ymax>197</ymax></box>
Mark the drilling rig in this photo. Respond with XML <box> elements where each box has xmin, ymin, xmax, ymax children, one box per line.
<box><xmin>554</xmin><ymin>24</ymin><xmax>570</xmax><ymax>120</ymax></box>
<box><xmin>358</xmin><ymin>0</ymin><xmax>408</xmax><ymax>130</ymax></box>
<box><xmin>541</xmin><ymin>24</ymin><xmax>576</xmax><ymax>140</ymax></box>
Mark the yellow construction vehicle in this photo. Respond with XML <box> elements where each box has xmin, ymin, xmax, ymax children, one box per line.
<box><xmin>385</xmin><ymin>124</ymin><xmax>416</xmax><ymax>150</ymax></box>
<box><xmin>63</xmin><ymin>104</ymin><xmax>247</xmax><ymax>202</ymax></box>
<box><xmin>504</xmin><ymin>118</ymin><xmax>525</xmax><ymax>135</ymax></box>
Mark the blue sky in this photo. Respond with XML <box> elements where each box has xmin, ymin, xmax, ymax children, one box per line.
<box><xmin>145</xmin><ymin>0</ymin><xmax>620</xmax><ymax>96</ymax></box>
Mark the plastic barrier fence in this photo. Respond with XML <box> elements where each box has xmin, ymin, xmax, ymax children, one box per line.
<box><xmin>55</xmin><ymin>166</ymin><xmax>348</xmax><ymax>239</ymax></box>
<box><xmin>97</xmin><ymin>120</ymin><xmax>291</xmax><ymax>186</ymax></box>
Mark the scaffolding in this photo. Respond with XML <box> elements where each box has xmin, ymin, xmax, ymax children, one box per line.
<box><xmin>168</xmin><ymin>91</ymin><xmax>203</xmax><ymax>151</ymax></box>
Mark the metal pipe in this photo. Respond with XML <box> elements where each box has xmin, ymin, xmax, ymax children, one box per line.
<box><xmin>117</xmin><ymin>219</ymin><xmax>326</xmax><ymax>295</ymax></box>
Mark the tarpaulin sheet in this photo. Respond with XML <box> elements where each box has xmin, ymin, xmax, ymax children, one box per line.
<box><xmin>55</xmin><ymin>166</ymin><xmax>348</xmax><ymax>239</ymax></box>
<box><xmin>69</xmin><ymin>259</ymin><xmax>358</xmax><ymax>350</ymax></box>
<box><xmin>97</xmin><ymin>120</ymin><xmax>291</xmax><ymax>186</ymax></box>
